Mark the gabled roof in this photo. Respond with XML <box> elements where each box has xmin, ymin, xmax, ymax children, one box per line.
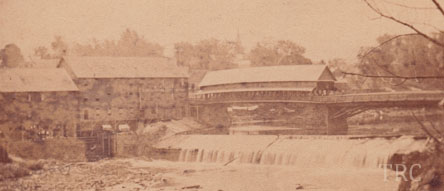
<box><xmin>199</xmin><ymin>64</ymin><xmax>335</xmax><ymax>87</ymax></box>
<box><xmin>0</xmin><ymin>68</ymin><xmax>79</xmax><ymax>92</ymax></box>
<box><xmin>62</xmin><ymin>57</ymin><xmax>188</xmax><ymax>79</ymax></box>
<box><xmin>27</xmin><ymin>58</ymin><xmax>61</xmax><ymax>68</ymax></box>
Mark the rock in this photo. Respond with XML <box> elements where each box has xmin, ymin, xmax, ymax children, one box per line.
<box><xmin>182</xmin><ymin>185</ymin><xmax>201</xmax><ymax>189</ymax></box>
<box><xmin>153</xmin><ymin>174</ymin><xmax>163</xmax><ymax>181</ymax></box>
<box><xmin>183</xmin><ymin>169</ymin><xmax>196</xmax><ymax>174</ymax></box>
<box><xmin>295</xmin><ymin>184</ymin><xmax>304</xmax><ymax>189</ymax></box>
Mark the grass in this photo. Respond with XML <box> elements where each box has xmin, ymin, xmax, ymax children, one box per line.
<box><xmin>0</xmin><ymin>163</ymin><xmax>30</xmax><ymax>181</ymax></box>
<box><xmin>6</xmin><ymin>138</ymin><xmax>87</xmax><ymax>162</ymax></box>
<box><xmin>0</xmin><ymin>158</ymin><xmax>45</xmax><ymax>181</ymax></box>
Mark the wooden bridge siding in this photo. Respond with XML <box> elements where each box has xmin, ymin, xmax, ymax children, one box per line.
<box><xmin>189</xmin><ymin>92</ymin><xmax>444</xmax><ymax>106</ymax></box>
<box><xmin>189</xmin><ymin>91</ymin><xmax>444</xmax><ymax>135</ymax></box>
<box><xmin>190</xmin><ymin>102</ymin><xmax>347</xmax><ymax>134</ymax></box>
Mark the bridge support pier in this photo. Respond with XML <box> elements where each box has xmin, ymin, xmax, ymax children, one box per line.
<box><xmin>326</xmin><ymin>106</ymin><xmax>348</xmax><ymax>135</ymax></box>
<box><xmin>193</xmin><ymin>104</ymin><xmax>231</xmax><ymax>127</ymax></box>
<box><xmin>285</xmin><ymin>104</ymin><xmax>348</xmax><ymax>135</ymax></box>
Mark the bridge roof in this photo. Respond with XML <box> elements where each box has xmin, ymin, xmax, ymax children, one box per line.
<box><xmin>193</xmin><ymin>87</ymin><xmax>314</xmax><ymax>95</ymax></box>
<box><xmin>199</xmin><ymin>65</ymin><xmax>335</xmax><ymax>87</ymax></box>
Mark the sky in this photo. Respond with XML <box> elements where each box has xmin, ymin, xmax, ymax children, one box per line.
<box><xmin>1</xmin><ymin>0</ymin><xmax>444</xmax><ymax>63</ymax></box>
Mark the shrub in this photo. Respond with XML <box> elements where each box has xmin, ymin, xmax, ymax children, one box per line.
<box><xmin>0</xmin><ymin>163</ymin><xmax>30</xmax><ymax>181</ymax></box>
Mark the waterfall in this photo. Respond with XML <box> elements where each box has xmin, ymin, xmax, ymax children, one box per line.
<box><xmin>157</xmin><ymin>135</ymin><xmax>426</xmax><ymax>168</ymax></box>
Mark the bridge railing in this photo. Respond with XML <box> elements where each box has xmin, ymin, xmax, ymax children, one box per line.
<box><xmin>189</xmin><ymin>91</ymin><xmax>444</xmax><ymax>104</ymax></box>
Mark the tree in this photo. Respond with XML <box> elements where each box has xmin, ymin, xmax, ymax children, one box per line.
<box><xmin>51</xmin><ymin>36</ymin><xmax>68</xmax><ymax>58</ymax></box>
<box><xmin>327</xmin><ymin>58</ymin><xmax>348</xmax><ymax>78</ymax></box>
<box><xmin>249</xmin><ymin>40</ymin><xmax>312</xmax><ymax>67</ymax></box>
<box><xmin>364</xmin><ymin>0</ymin><xmax>444</xmax><ymax>49</ymax></box>
<box><xmin>33</xmin><ymin>36</ymin><xmax>69</xmax><ymax>59</ymax></box>
<box><xmin>0</xmin><ymin>44</ymin><xmax>25</xmax><ymax>68</ymax></box>
<box><xmin>174</xmin><ymin>39</ymin><xmax>240</xmax><ymax>70</ymax></box>
<box><xmin>34</xmin><ymin>46</ymin><xmax>51</xmax><ymax>59</ymax></box>
<box><xmin>354</xmin><ymin>34</ymin><xmax>444</xmax><ymax>90</ymax></box>
<box><xmin>71</xmin><ymin>29</ymin><xmax>164</xmax><ymax>57</ymax></box>
<box><xmin>344</xmin><ymin>1</ymin><xmax>444</xmax><ymax>81</ymax></box>
<box><xmin>175</xmin><ymin>42</ymin><xmax>195</xmax><ymax>67</ymax></box>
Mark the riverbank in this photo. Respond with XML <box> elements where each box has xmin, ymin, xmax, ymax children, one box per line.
<box><xmin>0</xmin><ymin>158</ymin><xmax>400</xmax><ymax>191</ymax></box>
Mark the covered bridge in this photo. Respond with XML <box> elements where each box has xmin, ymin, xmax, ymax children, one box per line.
<box><xmin>195</xmin><ymin>64</ymin><xmax>338</xmax><ymax>100</ymax></box>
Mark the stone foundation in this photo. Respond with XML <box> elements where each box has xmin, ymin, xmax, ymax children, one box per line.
<box><xmin>114</xmin><ymin>133</ymin><xmax>180</xmax><ymax>160</ymax></box>
<box><xmin>3</xmin><ymin>138</ymin><xmax>87</xmax><ymax>162</ymax></box>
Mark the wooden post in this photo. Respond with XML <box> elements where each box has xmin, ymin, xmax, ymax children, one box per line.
<box><xmin>196</xmin><ymin>106</ymin><xmax>199</xmax><ymax>121</ymax></box>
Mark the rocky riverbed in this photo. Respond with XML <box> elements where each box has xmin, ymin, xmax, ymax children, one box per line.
<box><xmin>0</xmin><ymin>157</ymin><xmax>401</xmax><ymax>191</ymax></box>
<box><xmin>0</xmin><ymin>158</ymin><xmax>169</xmax><ymax>191</ymax></box>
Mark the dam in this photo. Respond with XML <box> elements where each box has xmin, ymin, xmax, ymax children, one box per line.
<box><xmin>156</xmin><ymin>135</ymin><xmax>427</xmax><ymax>169</ymax></box>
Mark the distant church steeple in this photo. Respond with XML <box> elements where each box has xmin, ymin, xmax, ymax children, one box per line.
<box><xmin>236</xmin><ymin>28</ymin><xmax>241</xmax><ymax>45</ymax></box>
<box><xmin>232</xmin><ymin>28</ymin><xmax>250</xmax><ymax>68</ymax></box>
<box><xmin>234</xmin><ymin>28</ymin><xmax>244</xmax><ymax>54</ymax></box>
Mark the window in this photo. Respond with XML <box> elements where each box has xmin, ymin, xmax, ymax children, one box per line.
<box><xmin>84</xmin><ymin>110</ymin><xmax>89</xmax><ymax>120</ymax></box>
<box><xmin>174</xmin><ymin>79</ymin><xmax>179</xmax><ymax>86</ymax></box>
<box><xmin>28</xmin><ymin>93</ymin><xmax>42</xmax><ymax>102</ymax></box>
<box><xmin>118</xmin><ymin>107</ymin><xmax>123</xmax><ymax>116</ymax></box>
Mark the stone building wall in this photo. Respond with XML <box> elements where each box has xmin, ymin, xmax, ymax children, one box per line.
<box><xmin>3</xmin><ymin>138</ymin><xmax>87</xmax><ymax>161</ymax></box>
<box><xmin>75</xmin><ymin>77</ymin><xmax>188</xmax><ymax>129</ymax></box>
<box><xmin>0</xmin><ymin>91</ymin><xmax>79</xmax><ymax>140</ymax></box>
<box><xmin>113</xmin><ymin>133</ymin><xmax>180</xmax><ymax>160</ymax></box>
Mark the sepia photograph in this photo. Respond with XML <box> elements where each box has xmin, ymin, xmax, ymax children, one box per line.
<box><xmin>1</xmin><ymin>0</ymin><xmax>444</xmax><ymax>190</ymax></box>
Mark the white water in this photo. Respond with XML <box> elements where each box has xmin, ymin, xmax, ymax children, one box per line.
<box><xmin>157</xmin><ymin>135</ymin><xmax>427</xmax><ymax>168</ymax></box>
